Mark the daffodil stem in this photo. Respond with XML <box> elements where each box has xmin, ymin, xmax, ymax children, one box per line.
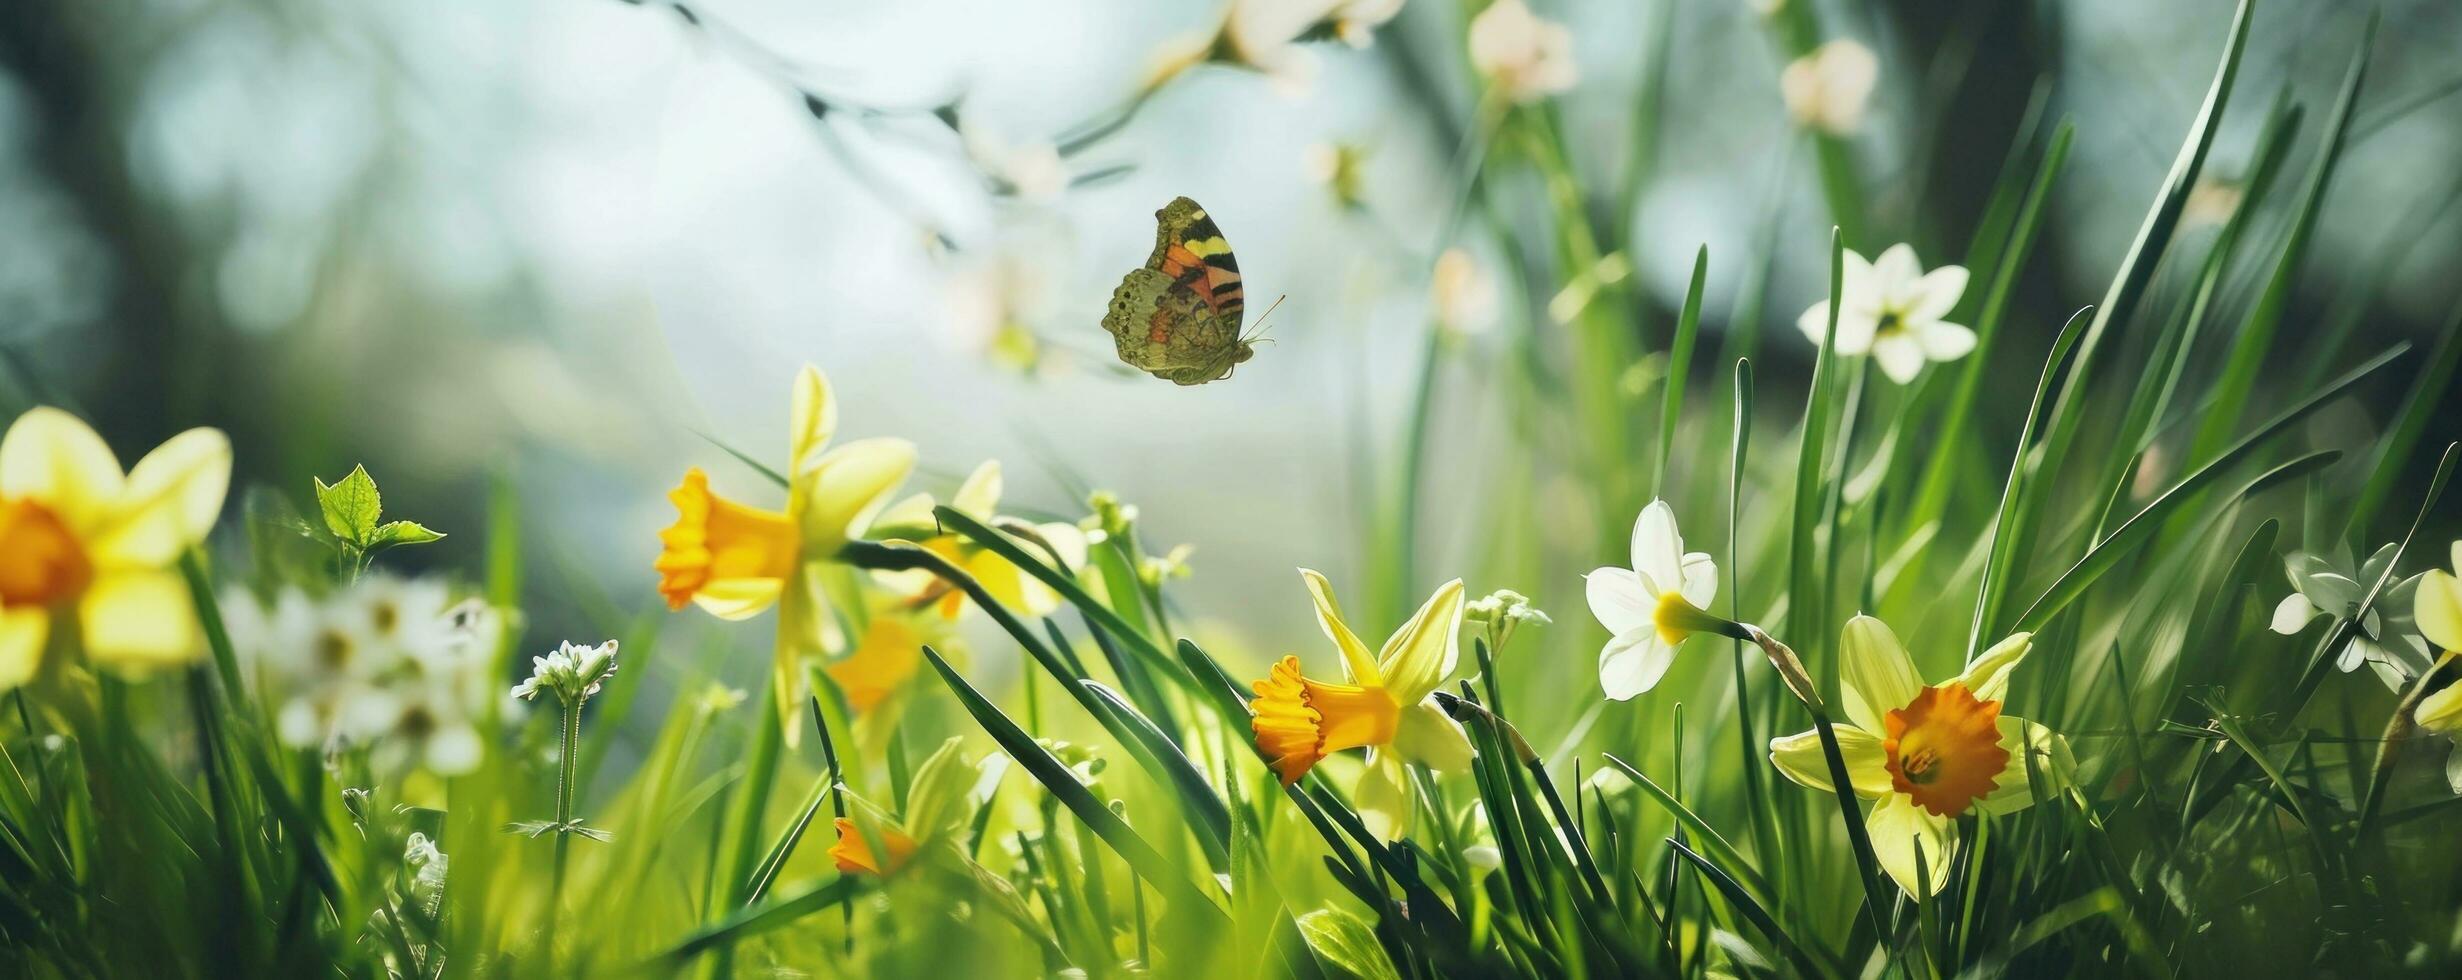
<box><xmin>1743</xmin><ymin>625</ymin><xmax>1895</xmax><ymax>938</ymax></box>
<box><xmin>2355</xmin><ymin>651</ymin><xmax>2461</xmax><ymax>837</ymax></box>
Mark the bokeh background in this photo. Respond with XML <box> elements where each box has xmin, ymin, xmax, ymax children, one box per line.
<box><xmin>4</xmin><ymin>0</ymin><xmax>2457</xmax><ymax>736</ymax></box>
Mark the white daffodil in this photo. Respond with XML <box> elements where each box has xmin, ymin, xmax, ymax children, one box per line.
<box><xmin>1797</xmin><ymin>244</ymin><xmax>1974</xmax><ymax>384</ymax></box>
<box><xmin>1780</xmin><ymin>39</ymin><xmax>1878</xmax><ymax>136</ymax></box>
<box><xmin>1586</xmin><ymin>499</ymin><xmax>1724</xmax><ymax>700</ymax></box>
<box><xmin>1769</xmin><ymin>617</ymin><xmax>2073</xmax><ymax>896</ymax></box>
<box><xmin>2269</xmin><ymin>543</ymin><xmax>2431</xmax><ymax>691</ymax></box>
<box><xmin>1469</xmin><ymin>0</ymin><xmax>1578</xmax><ymax>103</ymax></box>
<box><xmin>1249</xmin><ymin>573</ymin><xmax>1473</xmax><ymax>839</ymax></box>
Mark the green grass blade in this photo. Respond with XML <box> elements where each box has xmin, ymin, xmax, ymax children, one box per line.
<box><xmin>923</xmin><ymin>647</ymin><xmax>1227</xmax><ymax>924</ymax></box>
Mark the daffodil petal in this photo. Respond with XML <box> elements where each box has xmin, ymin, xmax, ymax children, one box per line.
<box><xmin>952</xmin><ymin>460</ymin><xmax>1003</xmax><ymax>519</ymax></box>
<box><xmin>1391</xmin><ymin>699</ymin><xmax>1473</xmax><ymax>772</ymax></box>
<box><xmin>1906</xmin><ymin>264</ymin><xmax>1970</xmax><ymax>322</ymax></box>
<box><xmin>1952</xmin><ymin>631</ymin><xmax>2032</xmax><ymax>705</ymax></box>
<box><xmin>794</xmin><ymin>438</ymin><xmax>917</xmax><ymax>557</ymax></box>
<box><xmin>1600</xmin><ymin>627</ymin><xmax>1676</xmax><ymax>701</ymax></box>
<box><xmin>691</xmin><ymin>578</ymin><xmax>787</xmax><ymax>620</ymax></box>
<box><xmin>1867</xmin><ymin>793</ymin><xmax>1956</xmax><ymax>897</ymax></box>
<box><xmin>1796</xmin><ymin>300</ymin><xmax>1833</xmax><ymax>346</ymax></box>
<box><xmin>1830</xmin><ymin>311</ymin><xmax>1880</xmax><ymax>355</ymax></box>
<box><xmin>1871</xmin><ymin>334</ymin><xmax>1926</xmax><ymax>384</ymax></box>
<box><xmin>1978</xmin><ymin>715</ymin><xmax>2073</xmax><ymax>815</ymax></box>
<box><xmin>1870</xmin><ymin>243</ymin><xmax>1921</xmax><ymax>296</ymax></box>
<box><xmin>1840</xmin><ymin>615</ymin><xmax>1921</xmax><ymax>733</ymax></box>
<box><xmin>1584</xmin><ymin>566</ymin><xmax>1652</xmax><ymax>635</ymax></box>
<box><xmin>1768</xmin><ymin>725</ymin><xmax>1890</xmax><ymax>798</ymax></box>
<box><xmin>91</xmin><ymin>427</ymin><xmax>232</xmax><ymax>566</ymax></box>
<box><xmin>1378</xmin><ymin>578</ymin><xmax>1464</xmax><ymax>701</ymax></box>
<box><xmin>871</xmin><ymin>491</ymin><xmax>938</xmax><ymax>534</ymax></box>
<box><xmin>2305</xmin><ymin>572</ymin><xmax>2363</xmax><ymax>615</ymax></box>
<box><xmin>1679</xmin><ymin>551</ymin><xmax>1717</xmax><ymax>608</ymax></box>
<box><xmin>1916</xmin><ymin>321</ymin><xmax>1976</xmax><ymax>361</ymax></box>
<box><xmin>1300</xmin><ymin>568</ymin><xmax>1381</xmax><ymax>686</ymax></box>
<box><xmin>2270</xmin><ymin>593</ymin><xmax>2318</xmax><ymax>635</ymax></box>
<box><xmin>0</xmin><ymin>407</ymin><xmax>126</xmax><ymax>530</ymax></box>
<box><xmin>2416</xmin><ymin>568</ymin><xmax>2462</xmax><ymax>653</ymax></box>
<box><xmin>77</xmin><ymin>569</ymin><xmax>201</xmax><ymax>673</ymax></box>
<box><xmin>1631</xmin><ymin>499</ymin><xmax>1685</xmax><ymax>592</ymax></box>
<box><xmin>1356</xmin><ymin>753</ymin><xmax>1414</xmax><ymax>841</ymax></box>
<box><xmin>0</xmin><ymin>607</ymin><xmax>47</xmax><ymax>691</ymax></box>
<box><xmin>788</xmin><ymin>364</ymin><xmax>839</xmax><ymax>468</ymax></box>
<box><xmin>2416</xmin><ymin>678</ymin><xmax>2462</xmax><ymax>735</ymax></box>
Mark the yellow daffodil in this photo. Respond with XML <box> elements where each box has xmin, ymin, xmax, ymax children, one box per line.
<box><xmin>823</xmin><ymin>598</ymin><xmax>948</xmax><ymax>714</ymax></box>
<box><xmin>1</xmin><ymin>407</ymin><xmax>230</xmax><ymax>689</ymax></box>
<box><xmin>1250</xmin><ymin>571</ymin><xmax>1473</xmax><ymax>838</ymax></box>
<box><xmin>1768</xmin><ymin>616</ymin><xmax>2072</xmax><ymax>896</ymax></box>
<box><xmin>655</xmin><ymin>365</ymin><xmax>915</xmax><ymax>742</ymax></box>
<box><xmin>1586</xmin><ymin>499</ymin><xmax>1736</xmax><ymax>700</ymax></box>
<box><xmin>829</xmin><ymin>737</ymin><xmax>980</xmax><ymax>877</ymax></box>
<box><xmin>870</xmin><ymin>460</ymin><xmax>1080</xmax><ymax>620</ymax></box>
<box><xmin>2408</xmin><ymin>543</ymin><xmax>2462</xmax><ymax>736</ymax></box>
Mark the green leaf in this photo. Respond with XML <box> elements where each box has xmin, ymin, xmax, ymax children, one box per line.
<box><xmin>368</xmin><ymin>520</ymin><xmax>445</xmax><ymax>549</ymax></box>
<box><xmin>313</xmin><ymin>464</ymin><xmax>382</xmax><ymax>542</ymax></box>
<box><xmin>1295</xmin><ymin>908</ymin><xmax>1401</xmax><ymax>980</ymax></box>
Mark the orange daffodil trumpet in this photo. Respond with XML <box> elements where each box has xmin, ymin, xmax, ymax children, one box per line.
<box><xmin>655</xmin><ymin>365</ymin><xmax>915</xmax><ymax>742</ymax></box>
<box><xmin>1250</xmin><ymin>571</ymin><xmax>1473</xmax><ymax>839</ymax></box>
<box><xmin>1586</xmin><ymin>499</ymin><xmax>1739</xmax><ymax>700</ymax></box>
<box><xmin>1</xmin><ymin>407</ymin><xmax>231</xmax><ymax>689</ymax></box>
<box><xmin>1769</xmin><ymin>616</ymin><xmax>2074</xmax><ymax>896</ymax></box>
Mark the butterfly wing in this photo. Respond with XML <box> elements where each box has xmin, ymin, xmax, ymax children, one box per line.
<box><xmin>1102</xmin><ymin>197</ymin><xmax>1256</xmax><ymax>385</ymax></box>
<box><xmin>1149</xmin><ymin>197</ymin><xmax>1247</xmax><ymax>327</ymax></box>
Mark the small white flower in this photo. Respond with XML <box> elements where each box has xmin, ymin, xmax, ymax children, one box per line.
<box><xmin>1586</xmin><ymin>500</ymin><xmax>1718</xmax><ymax>700</ymax></box>
<box><xmin>512</xmin><ymin>640</ymin><xmax>621</xmax><ymax>706</ymax></box>
<box><xmin>1462</xmin><ymin>844</ymin><xmax>1503</xmax><ymax>870</ymax></box>
<box><xmin>1781</xmin><ymin>39</ymin><xmax>1879</xmax><ymax>136</ymax></box>
<box><xmin>1469</xmin><ymin>0</ymin><xmax>1578</xmax><ymax>103</ymax></box>
<box><xmin>1796</xmin><ymin>243</ymin><xmax>1974</xmax><ymax>384</ymax></box>
<box><xmin>2270</xmin><ymin>544</ymin><xmax>2431</xmax><ymax>692</ymax></box>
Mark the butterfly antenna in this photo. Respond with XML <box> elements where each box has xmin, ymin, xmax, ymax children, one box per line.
<box><xmin>1243</xmin><ymin>294</ymin><xmax>1289</xmax><ymax>344</ymax></box>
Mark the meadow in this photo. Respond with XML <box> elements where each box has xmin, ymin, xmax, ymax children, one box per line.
<box><xmin>3</xmin><ymin>0</ymin><xmax>2462</xmax><ymax>976</ymax></box>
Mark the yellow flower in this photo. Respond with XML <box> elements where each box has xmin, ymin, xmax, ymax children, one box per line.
<box><xmin>1248</xmin><ymin>571</ymin><xmax>1473</xmax><ymax>838</ymax></box>
<box><xmin>1768</xmin><ymin>616</ymin><xmax>2072</xmax><ymax>896</ymax></box>
<box><xmin>654</xmin><ymin>366</ymin><xmax>915</xmax><ymax>742</ymax></box>
<box><xmin>823</xmin><ymin>601</ymin><xmax>940</xmax><ymax>714</ymax></box>
<box><xmin>870</xmin><ymin>460</ymin><xmax>1079</xmax><ymax>620</ymax></box>
<box><xmin>2408</xmin><ymin>543</ymin><xmax>2462</xmax><ymax>734</ymax></box>
<box><xmin>829</xmin><ymin>816</ymin><xmax>919</xmax><ymax>876</ymax></box>
<box><xmin>0</xmin><ymin>407</ymin><xmax>230</xmax><ymax>689</ymax></box>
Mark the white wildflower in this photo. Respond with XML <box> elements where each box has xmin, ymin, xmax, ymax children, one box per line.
<box><xmin>1469</xmin><ymin>0</ymin><xmax>1578</xmax><ymax>103</ymax></box>
<box><xmin>1795</xmin><ymin>243</ymin><xmax>1974</xmax><ymax>384</ymax></box>
<box><xmin>1781</xmin><ymin>39</ymin><xmax>1878</xmax><ymax>136</ymax></box>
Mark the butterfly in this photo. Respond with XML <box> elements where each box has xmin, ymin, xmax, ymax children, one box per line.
<box><xmin>1102</xmin><ymin>197</ymin><xmax>1277</xmax><ymax>385</ymax></box>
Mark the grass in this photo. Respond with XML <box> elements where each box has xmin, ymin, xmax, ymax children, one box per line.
<box><xmin>4</xmin><ymin>1</ymin><xmax>2461</xmax><ymax>977</ymax></box>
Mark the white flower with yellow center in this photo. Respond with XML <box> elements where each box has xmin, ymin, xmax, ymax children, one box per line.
<box><xmin>1769</xmin><ymin>616</ymin><xmax>2072</xmax><ymax>896</ymax></box>
<box><xmin>1797</xmin><ymin>244</ymin><xmax>1974</xmax><ymax>384</ymax></box>
<box><xmin>1586</xmin><ymin>499</ymin><xmax>1723</xmax><ymax>700</ymax></box>
<box><xmin>0</xmin><ymin>407</ymin><xmax>230</xmax><ymax>688</ymax></box>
